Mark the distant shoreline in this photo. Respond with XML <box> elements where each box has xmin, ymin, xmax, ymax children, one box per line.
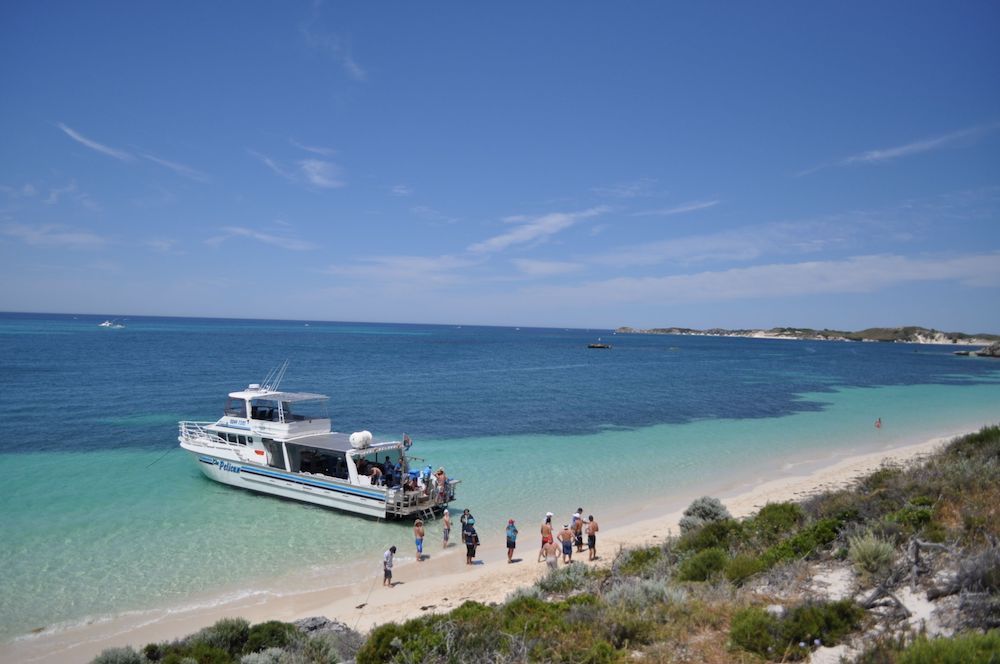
<box><xmin>615</xmin><ymin>325</ymin><xmax>1000</xmax><ymax>347</ymax></box>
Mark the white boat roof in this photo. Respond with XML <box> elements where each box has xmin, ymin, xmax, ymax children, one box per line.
<box><xmin>285</xmin><ymin>432</ymin><xmax>402</xmax><ymax>453</ymax></box>
<box><xmin>228</xmin><ymin>389</ymin><xmax>329</xmax><ymax>402</ymax></box>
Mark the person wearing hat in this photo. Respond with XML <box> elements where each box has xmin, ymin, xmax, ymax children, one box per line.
<box><xmin>414</xmin><ymin>518</ymin><xmax>425</xmax><ymax>562</ymax></box>
<box><xmin>441</xmin><ymin>508</ymin><xmax>452</xmax><ymax>549</ymax></box>
<box><xmin>505</xmin><ymin>519</ymin><xmax>518</xmax><ymax>563</ymax></box>
<box><xmin>538</xmin><ymin>513</ymin><xmax>554</xmax><ymax>563</ymax></box>
<box><xmin>557</xmin><ymin>523</ymin><xmax>574</xmax><ymax>564</ymax></box>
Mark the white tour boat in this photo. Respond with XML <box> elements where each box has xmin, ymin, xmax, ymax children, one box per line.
<box><xmin>178</xmin><ymin>366</ymin><xmax>457</xmax><ymax>519</ymax></box>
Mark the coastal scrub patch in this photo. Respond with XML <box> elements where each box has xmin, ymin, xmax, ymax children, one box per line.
<box><xmin>898</xmin><ymin>630</ymin><xmax>1000</xmax><ymax>663</ymax></box>
<box><xmin>848</xmin><ymin>531</ymin><xmax>895</xmax><ymax>582</ymax></box>
<box><xmin>537</xmin><ymin>562</ymin><xmax>595</xmax><ymax>594</ymax></box>
<box><xmin>679</xmin><ymin>496</ymin><xmax>732</xmax><ymax>534</ymax></box>
<box><xmin>676</xmin><ymin>547</ymin><xmax>728</xmax><ymax>582</ymax></box>
<box><xmin>748</xmin><ymin>502</ymin><xmax>805</xmax><ymax>545</ymax></box>
<box><xmin>677</xmin><ymin>518</ymin><xmax>744</xmax><ymax>553</ymax></box>
<box><xmin>615</xmin><ymin>545</ymin><xmax>665</xmax><ymax>577</ymax></box>
<box><xmin>729</xmin><ymin>600</ymin><xmax>864</xmax><ymax>661</ymax></box>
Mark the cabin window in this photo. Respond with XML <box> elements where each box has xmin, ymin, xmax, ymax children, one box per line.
<box><xmin>250</xmin><ymin>399</ymin><xmax>278</xmax><ymax>421</ymax></box>
<box><xmin>226</xmin><ymin>433</ymin><xmax>238</xmax><ymax>444</ymax></box>
<box><xmin>224</xmin><ymin>398</ymin><xmax>247</xmax><ymax>418</ymax></box>
<box><xmin>237</xmin><ymin>435</ymin><xmax>247</xmax><ymax>446</ymax></box>
<box><xmin>216</xmin><ymin>432</ymin><xmax>227</xmax><ymax>444</ymax></box>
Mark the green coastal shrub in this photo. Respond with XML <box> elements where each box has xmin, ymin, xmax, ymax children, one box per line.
<box><xmin>243</xmin><ymin>621</ymin><xmax>301</xmax><ymax>654</ymax></box>
<box><xmin>725</xmin><ymin>554</ymin><xmax>766</xmax><ymax>585</ymax></box>
<box><xmin>750</xmin><ymin>502</ymin><xmax>805</xmax><ymax>545</ymax></box>
<box><xmin>537</xmin><ymin>561</ymin><xmax>593</xmax><ymax>593</ymax></box>
<box><xmin>848</xmin><ymin>531</ymin><xmax>895</xmax><ymax>581</ymax></box>
<box><xmin>91</xmin><ymin>647</ymin><xmax>145</xmax><ymax>664</ymax></box>
<box><xmin>616</xmin><ymin>545</ymin><xmax>663</xmax><ymax>576</ymax></box>
<box><xmin>604</xmin><ymin>577</ymin><xmax>685</xmax><ymax>610</ymax></box>
<box><xmin>677</xmin><ymin>518</ymin><xmax>743</xmax><ymax>553</ymax></box>
<box><xmin>730</xmin><ymin>600</ymin><xmax>864</xmax><ymax>661</ymax></box>
<box><xmin>759</xmin><ymin>517</ymin><xmax>842</xmax><ymax>568</ymax></box>
<box><xmin>191</xmin><ymin>617</ymin><xmax>250</xmax><ymax>656</ymax></box>
<box><xmin>679</xmin><ymin>496</ymin><xmax>731</xmax><ymax>534</ymax></box>
<box><xmin>898</xmin><ymin>630</ymin><xmax>1000</xmax><ymax>663</ymax></box>
<box><xmin>676</xmin><ymin>547</ymin><xmax>728</xmax><ymax>582</ymax></box>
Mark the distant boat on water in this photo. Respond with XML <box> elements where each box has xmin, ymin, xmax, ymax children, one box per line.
<box><xmin>98</xmin><ymin>319</ymin><xmax>125</xmax><ymax>329</ymax></box>
<box><xmin>588</xmin><ymin>338</ymin><xmax>612</xmax><ymax>349</ymax></box>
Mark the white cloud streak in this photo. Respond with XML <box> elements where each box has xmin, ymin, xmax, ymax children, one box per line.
<box><xmin>300</xmin><ymin>27</ymin><xmax>367</xmax><ymax>81</ymax></box>
<box><xmin>528</xmin><ymin>252</ymin><xmax>1000</xmax><ymax>305</ymax></box>
<box><xmin>592</xmin><ymin>177</ymin><xmax>658</xmax><ymax>199</ymax></box>
<box><xmin>632</xmin><ymin>200</ymin><xmax>719</xmax><ymax>217</ymax></box>
<box><xmin>468</xmin><ymin>206</ymin><xmax>609</xmax><ymax>254</ymax></box>
<box><xmin>141</xmin><ymin>153</ymin><xmax>211</xmax><ymax>183</ymax></box>
<box><xmin>1</xmin><ymin>222</ymin><xmax>108</xmax><ymax>248</ymax></box>
<box><xmin>800</xmin><ymin>122</ymin><xmax>1000</xmax><ymax>175</ymax></box>
<box><xmin>57</xmin><ymin>123</ymin><xmax>134</xmax><ymax>161</ymax></box>
<box><xmin>298</xmin><ymin>159</ymin><xmax>344</xmax><ymax>189</ymax></box>
<box><xmin>206</xmin><ymin>226</ymin><xmax>318</xmax><ymax>251</ymax></box>
<box><xmin>391</xmin><ymin>184</ymin><xmax>413</xmax><ymax>196</ymax></box>
<box><xmin>511</xmin><ymin>259</ymin><xmax>584</xmax><ymax>276</ymax></box>
<box><xmin>290</xmin><ymin>139</ymin><xmax>337</xmax><ymax>157</ymax></box>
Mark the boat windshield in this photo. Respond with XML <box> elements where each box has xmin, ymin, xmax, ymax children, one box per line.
<box><xmin>250</xmin><ymin>397</ymin><xmax>328</xmax><ymax>423</ymax></box>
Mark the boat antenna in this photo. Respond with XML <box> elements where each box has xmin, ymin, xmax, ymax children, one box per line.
<box><xmin>260</xmin><ymin>360</ymin><xmax>289</xmax><ymax>392</ymax></box>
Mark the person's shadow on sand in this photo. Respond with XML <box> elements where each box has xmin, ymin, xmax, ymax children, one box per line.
<box><xmin>509</xmin><ymin>557</ymin><xmax>523</xmax><ymax>564</ymax></box>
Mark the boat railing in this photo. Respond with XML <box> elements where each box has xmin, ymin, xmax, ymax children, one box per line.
<box><xmin>179</xmin><ymin>420</ymin><xmax>218</xmax><ymax>443</ymax></box>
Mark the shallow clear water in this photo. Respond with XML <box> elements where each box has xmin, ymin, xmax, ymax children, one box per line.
<box><xmin>1</xmin><ymin>312</ymin><xmax>998</xmax><ymax>640</ymax></box>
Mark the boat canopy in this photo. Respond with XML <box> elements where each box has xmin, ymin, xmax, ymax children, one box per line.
<box><xmin>228</xmin><ymin>389</ymin><xmax>329</xmax><ymax>402</ymax></box>
<box><xmin>285</xmin><ymin>432</ymin><xmax>403</xmax><ymax>454</ymax></box>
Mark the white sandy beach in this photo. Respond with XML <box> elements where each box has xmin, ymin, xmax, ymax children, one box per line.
<box><xmin>0</xmin><ymin>428</ymin><xmax>978</xmax><ymax>664</ymax></box>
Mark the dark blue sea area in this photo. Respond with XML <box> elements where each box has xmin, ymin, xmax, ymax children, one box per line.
<box><xmin>1</xmin><ymin>311</ymin><xmax>997</xmax><ymax>454</ymax></box>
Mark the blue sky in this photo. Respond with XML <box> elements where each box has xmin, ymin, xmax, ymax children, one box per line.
<box><xmin>2</xmin><ymin>2</ymin><xmax>999</xmax><ymax>330</ymax></box>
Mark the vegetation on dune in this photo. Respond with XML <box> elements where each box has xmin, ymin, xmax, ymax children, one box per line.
<box><xmin>92</xmin><ymin>426</ymin><xmax>1000</xmax><ymax>663</ymax></box>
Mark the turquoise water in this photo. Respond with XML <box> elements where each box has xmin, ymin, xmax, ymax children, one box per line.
<box><xmin>1</xmin><ymin>313</ymin><xmax>998</xmax><ymax>641</ymax></box>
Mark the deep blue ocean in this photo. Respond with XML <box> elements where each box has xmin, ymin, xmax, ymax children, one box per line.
<box><xmin>1</xmin><ymin>312</ymin><xmax>999</xmax><ymax>643</ymax></box>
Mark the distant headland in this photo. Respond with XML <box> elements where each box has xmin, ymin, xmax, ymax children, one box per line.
<box><xmin>615</xmin><ymin>325</ymin><xmax>1000</xmax><ymax>354</ymax></box>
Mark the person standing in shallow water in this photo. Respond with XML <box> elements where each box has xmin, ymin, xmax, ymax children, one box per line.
<box><xmin>442</xmin><ymin>508</ymin><xmax>451</xmax><ymax>548</ymax></box>
<box><xmin>383</xmin><ymin>546</ymin><xmax>396</xmax><ymax>587</ymax></box>
<box><xmin>414</xmin><ymin>519</ymin><xmax>425</xmax><ymax>562</ymax></box>
<box><xmin>505</xmin><ymin>519</ymin><xmax>518</xmax><ymax>563</ymax></box>
<box><xmin>538</xmin><ymin>513</ymin><xmax>554</xmax><ymax>563</ymax></box>
<box><xmin>587</xmin><ymin>515</ymin><xmax>599</xmax><ymax>561</ymax></box>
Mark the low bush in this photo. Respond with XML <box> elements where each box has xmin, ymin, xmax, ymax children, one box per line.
<box><xmin>679</xmin><ymin>496</ymin><xmax>731</xmax><ymax>534</ymax></box>
<box><xmin>676</xmin><ymin>518</ymin><xmax>743</xmax><ymax>553</ymax></box>
<box><xmin>898</xmin><ymin>630</ymin><xmax>1000</xmax><ymax>663</ymax></box>
<box><xmin>190</xmin><ymin>617</ymin><xmax>250</xmax><ymax>656</ymax></box>
<box><xmin>615</xmin><ymin>545</ymin><xmax>663</xmax><ymax>577</ymax></box>
<box><xmin>749</xmin><ymin>502</ymin><xmax>805</xmax><ymax>545</ymax></box>
<box><xmin>848</xmin><ymin>531</ymin><xmax>895</xmax><ymax>582</ymax></box>
<box><xmin>243</xmin><ymin>621</ymin><xmax>301</xmax><ymax>654</ymax></box>
<box><xmin>92</xmin><ymin>647</ymin><xmax>145</xmax><ymax>664</ymax></box>
<box><xmin>537</xmin><ymin>561</ymin><xmax>593</xmax><ymax>594</ymax></box>
<box><xmin>725</xmin><ymin>554</ymin><xmax>766</xmax><ymax>585</ymax></box>
<box><xmin>759</xmin><ymin>517</ymin><xmax>842</xmax><ymax>568</ymax></box>
<box><xmin>676</xmin><ymin>547</ymin><xmax>728</xmax><ymax>582</ymax></box>
<box><xmin>730</xmin><ymin>600</ymin><xmax>864</xmax><ymax>661</ymax></box>
<box><xmin>604</xmin><ymin>577</ymin><xmax>685</xmax><ymax>610</ymax></box>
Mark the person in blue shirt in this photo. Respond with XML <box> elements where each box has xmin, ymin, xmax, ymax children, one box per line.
<box><xmin>505</xmin><ymin>519</ymin><xmax>518</xmax><ymax>563</ymax></box>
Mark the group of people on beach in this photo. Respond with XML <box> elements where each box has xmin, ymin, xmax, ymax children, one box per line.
<box><xmin>537</xmin><ymin>508</ymin><xmax>599</xmax><ymax>569</ymax></box>
<box><xmin>382</xmin><ymin>506</ymin><xmax>598</xmax><ymax>587</ymax></box>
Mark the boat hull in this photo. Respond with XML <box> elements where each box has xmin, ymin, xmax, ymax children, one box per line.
<box><xmin>189</xmin><ymin>450</ymin><xmax>388</xmax><ymax>518</ymax></box>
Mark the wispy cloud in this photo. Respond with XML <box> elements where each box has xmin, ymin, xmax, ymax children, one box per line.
<box><xmin>290</xmin><ymin>139</ymin><xmax>337</xmax><ymax>157</ymax></box>
<box><xmin>298</xmin><ymin>159</ymin><xmax>344</xmax><ymax>188</ymax></box>
<box><xmin>57</xmin><ymin>123</ymin><xmax>133</xmax><ymax>161</ymax></box>
<box><xmin>141</xmin><ymin>153</ymin><xmax>211</xmax><ymax>183</ymax></box>
<box><xmin>391</xmin><ymin>184</ymin><xmax>413</xmax><ymax>196</ymax></box>
<box><xmin>249</xmin><ymin>149</ymin><xmax>344</xmax><ymax>189</ymax></box>
<box><xmin>799</xmin><ymin>122</ymin><xmax>1000</xmax><ymax>176</ymax></box>
<box><xmin>0</xmin><ymin>183</ymin><xmax>38</xmax><ymax>199</ymax></box>
<box><xmin>468</xmin><ymin>206</ymin><xmax>609</xmax><ymax>254</ymax></box>
<box><xmin>301</xmin><ymin>26</ymin><xmax>367</xmax><ymax>81</ymax></box>
<box><xmin>592</xmin><ymin>177</ymin><xmax>658</xmax><ymax>199</ymax></box>
<box><xmin>324</xmin><ymin>254</ymin><xmax>477</xmax><ymax>285</ymax></box>
<box><xmin>528</xmin><ymin>252</ymin><xmax>1000</xmax><ymax>305</ymax></box>
<box><xmin>206</xmin><ymin>226</ymin><xmax>319</xmax><ymax>251</ymax></box>
<box><xmin>411</xmin><ymin>205</ymin><xmax>459</xmax><ymax>224</ymax></box>
<box><xmin>248</xmin><ymin>149</ymin><xmax>296</xmax><ymax>180</ymax></box>
<box><xmin>511</xmin><ymin>258</ymin><xmax>584</xmax><ymax>276</ymax></box>
<box><xmin>632</xmin><ymin>200</ymin><xmax>719</xmax><ymax>217</ymax></box>
<box><xmin>1</xmin><ymin>222</ymin><xmax>109</xmax><ymax>248</ymax></box>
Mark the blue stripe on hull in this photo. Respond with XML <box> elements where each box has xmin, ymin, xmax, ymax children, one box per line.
<box><xmin>197</xmin><ymin>455</ymin><xmax>386</xmax><ymax>502</ymax></box>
